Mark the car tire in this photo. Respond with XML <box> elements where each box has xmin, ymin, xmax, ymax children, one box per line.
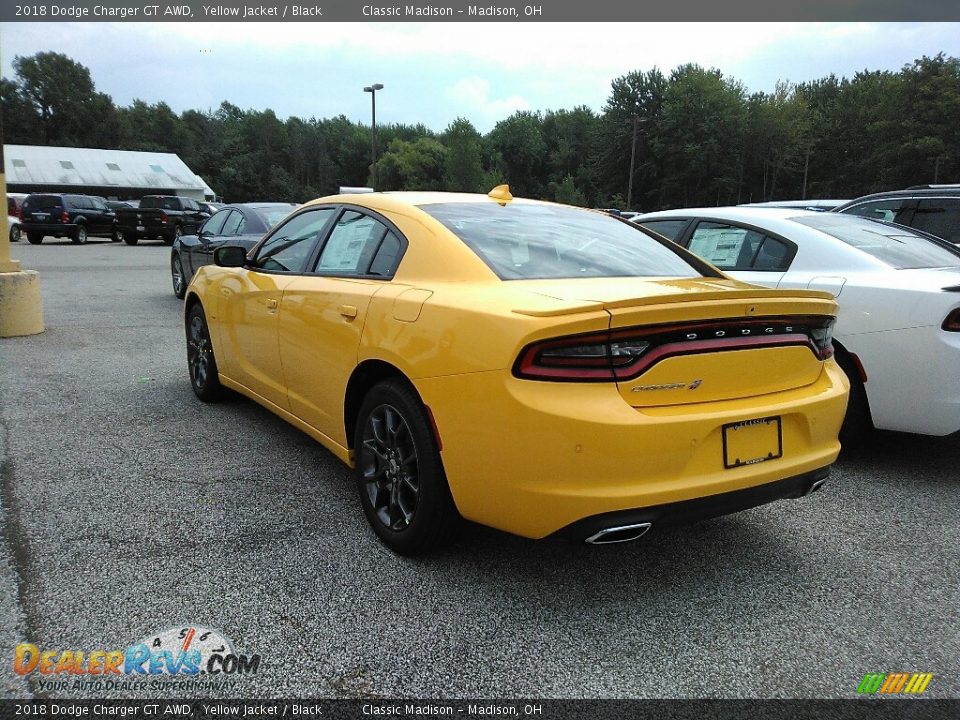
<box><xmin>27</xmin><ymin>232</ymin><xmax>43</xmax><ymax>245</ymax></box>
<box><xmin>836</xmin><ymin>349</ymin><xmax>872</xmax><ymax>448</ymax></box>
<box><xmin>186</xmin><ymin>303</ymin><xmax>223</xmax><ymax>402</ymax></box>
<box><xmin>9</xmin><ymin>225</ymin><xmax>20</xmax><ymax>243</ymax></box>
<box><xmin>171</xmin><ymin>254</ymin><xmax>187</xmax><ymax>300</ymax></box>
<box><xmin>354</xmin><ymin>379</ymin><xmax>460</xmax><ymax>555</ymax></box>
<box><xmin>164</xmin><ymin>226</ymin><xmax>183</xmax><ymax>246</ymax></box>
<box><xmin>122</xmin><ymin>231</ymin><xmax>139</xmax><ymax>246</ymax></box>
<box><xmin>71</xmin><ymin>225</ymin><xmax>88</xmax><ymax>245</ymax></box>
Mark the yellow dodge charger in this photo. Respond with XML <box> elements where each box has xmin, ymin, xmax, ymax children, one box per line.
<box><xmin>184</xmin><ymin>187</ymin><xmax>849</xmax><ymax>555</ymax></box>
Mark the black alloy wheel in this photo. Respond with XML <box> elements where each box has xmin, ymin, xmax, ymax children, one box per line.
<box><xmin>186</xmin><ymin>303</ymin><xmax>223</xmax><ymax>402</ymax></box>
<box><xmin>171</xmin><ymin>255</ymin><xmax>187</xmax><ymax>299</ymax></box>
<box><xmin>355</xmin><ymin>380</ymin><xmax>459</xmax><ymax>555</ymax></box>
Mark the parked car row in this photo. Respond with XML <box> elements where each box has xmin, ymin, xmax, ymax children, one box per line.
<box><xmin>115</xmin><ymin>195</ymin><xmax>211</xmax><ymax>246</ymax></box>
<box><xmin>5</xmin><ymin>192</ymin><xmax>218</xmax><ymax>245</ymax></box>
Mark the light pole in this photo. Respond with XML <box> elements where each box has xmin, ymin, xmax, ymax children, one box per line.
<box><xmin>363</xmin><ymin>83</ymin><xmax>384</xmax><ymax>188</ymax></box>
<box><xmin>626</xmin><ymin>116</ymin><xmax>648</xmax><ymax>211</ymax></box>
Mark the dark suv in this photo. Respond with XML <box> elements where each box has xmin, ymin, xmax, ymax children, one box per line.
<box><xmin>834</xmin><ymin>185</ymin><xmax>960</xmax><ymax>244</ymax></box>
<box><xmin>20</xmin><ymin>193</ymin><xmax>117</xmax><ymax>245</ymax></box>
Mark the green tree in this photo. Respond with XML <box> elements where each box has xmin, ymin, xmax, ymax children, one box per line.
<box><xmin>593</xmin><ymin>68</ymin><xmax>666</xmax><ymax>209</ymax></box>
<box><xmin>376</xmin><ymin>137</ymin><xmax>448</xmax><ymax>190</ymax></box>
<box><xmin>12</xmin><ymin>51</ymin><xmax>113</xmax><ymax>146</ymax></box>
<box><xmin>484</xmin><ymin>111</ymin><xmax>546</xmax><ymax>197</ymax></box>
<box><xmin>652</xmin><ymin>64</ymin><xmax>747</xmax><ymax>207</ymax></box>
<box><xmin>442</xmin><ymin>117</ymin><xmax>484</xmax><ymax>192</ymax></box>
<box><xmin>548</xmin><ymin>175</ymin><xmax>587</xmax><ymax>206</ymax></box>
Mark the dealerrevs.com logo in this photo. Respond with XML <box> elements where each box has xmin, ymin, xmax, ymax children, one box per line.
<box><xmin>13</xmin><ymin>626</ymin><xmax>260</xmax><ymax>693</ymax></box>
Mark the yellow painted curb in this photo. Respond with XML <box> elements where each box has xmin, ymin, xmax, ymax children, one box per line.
<box><xmin>0</xmin><ymin>270</ymin><xmax>45</xmax><ymax>337</ymax></box>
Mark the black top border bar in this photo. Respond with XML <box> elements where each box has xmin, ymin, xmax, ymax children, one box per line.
<box><xmin>2</xmin><ymin>0</ymin><xmax>960</xmax><ymax>22</ymax></box>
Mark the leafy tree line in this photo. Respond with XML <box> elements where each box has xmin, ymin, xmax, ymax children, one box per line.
<box><xmin>2</xmin><ymin>51</ymin><xmax>958</xmax><ymax>209</ymax></box>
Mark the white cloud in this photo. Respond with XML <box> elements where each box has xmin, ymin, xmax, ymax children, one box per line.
<box><xmin>445</xmin><ymin>76</ymin><xmax>529</xmax><ymax>128</ymax></box>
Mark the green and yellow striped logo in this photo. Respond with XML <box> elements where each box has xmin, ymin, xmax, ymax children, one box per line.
<box><xmin>857</xmin><ymin>672</ymin><xmax>933</xmax><ymax>695</ymax></box>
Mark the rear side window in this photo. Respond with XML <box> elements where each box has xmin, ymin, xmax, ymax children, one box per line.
<box><xmin>220</xmin><ymin>210</ymin><xmax>245</xmax><ymax>236</ymax></box>
<box><xmin>315</xmin><ymin>211</ymin><xmax>396</xmax><ymax>276</ymax></box>
<box><xmin>140</xmin><ymin>197</ymin><xmax>161</xmax><ymax>209</ymax></box>
<box><xmin>910</xmin><ymin>198</ymin><xmax>960</xmax><ymax>244</ymax></box>
<box><xmin>420</xmin><ymin>202</ymin><xmax>703</xmax><ymax>280</ymax></box>
<box><xmin>793</xmin><ymin>215</ymin><xmax>960</xmax><ymax>269</ymax></box>
<box><xmin>201</xmin><ymin>210</ymin><xmax>230</xmax><ymax>236</ymax></box>
<box><xmin>687</xmin><ymin>222</ymin><xmax>792</xmax><ymax>271</ymax></box>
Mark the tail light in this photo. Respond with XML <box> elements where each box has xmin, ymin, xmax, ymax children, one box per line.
<box><xmin>810</xmin><ymin>318</ymin><xmax>836</xmax><ymax>360</ymax></box>
<box><xmin>514</xmin><ymin>316</ymin><xmax>837</xmax><ymax>382</ymax></box>
<box><xmin>942</xmin><ymin>308</ymin><xmax>960</xmax><ymax>331</ymax></box>
<box><xmin>60</xmin><ymin>211</ymin><xmax>69</xmax><ymax>223</ymax></box>
<box><xmin>515</xmin><ymin>331</ymin><xmax>651</xmax><ymax>381</ymax></box>
<box><xmin>159</xmin><ymin>212</ymin><xmax>169</xmax><ymax>224</ymax></box>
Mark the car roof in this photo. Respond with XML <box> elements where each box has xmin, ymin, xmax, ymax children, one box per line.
<box><xmin>636</xmin><ymin>206</ymin><xmax>825</xmax><ymax>223</ymax></box>
<box><xmin>836</xmin><ymin>186</ymin><xmax>960</xmax><ymax>210</ymax></box>
<box><xmin>308</xmin><ymin>191</ymin><xmax>556</xmax><ymax>213</ymax></box>
<box><xmin>232</xmin><ymin>202</ymin><xmax>298</xmax><ymax>209</ymax></box>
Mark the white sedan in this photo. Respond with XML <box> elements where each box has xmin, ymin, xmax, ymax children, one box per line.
<box><xmin>634</xmin><ymin>207</ymin><xmax>960</xmax><ymax>438</ymax></box>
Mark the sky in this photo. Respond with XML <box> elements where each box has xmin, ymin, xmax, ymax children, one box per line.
<box><xmin>1</xmin><ymin>22</ymin><xmax>959</xmax><ymax>133</ymax></box>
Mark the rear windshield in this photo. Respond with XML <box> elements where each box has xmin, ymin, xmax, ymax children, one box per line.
<box><xmin>792</xmin><ymin>215</ymin><xmax>960</xmax><ymax>269</ymax></box>
<box><xmin>420</xmin><ymin>202</ymin><xmax>703</xmax><ymax>280</ymax></box>
<box><xmin>23</xmin><ymin>195</ymin><xmax>62</xmax><ymax>210</ymax></box>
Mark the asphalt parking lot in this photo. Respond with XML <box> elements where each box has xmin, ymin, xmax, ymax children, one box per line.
<box><xmin>1</xmin><ymin>238</ymin><xmax>958</xmax><ymax>700</ymax></box>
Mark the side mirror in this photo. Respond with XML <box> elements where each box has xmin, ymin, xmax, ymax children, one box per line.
<box><xmin>214</xmin><ymin>246</ymin><xmax>247</xmax><ymax>268</ymax></box>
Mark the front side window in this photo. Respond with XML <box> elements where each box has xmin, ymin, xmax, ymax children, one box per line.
<box><xmin>254</xmin><ymin>208</ymin><xmax>336</xmax><ymax>273</ymax></box>
<box><xmin>420</xmin><ymin>202</ymin><xmax>704</xmax><ymax>280</ymax></box>
<box><xmin>793</xmin><ymin>214</ymin><xmax>960</xmax><ymax>269</ymax></box>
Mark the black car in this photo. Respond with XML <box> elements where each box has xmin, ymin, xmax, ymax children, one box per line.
<box><xmin>20</xmin><ymin>193</ymin><xmax>117</xmax><ymax>245</ymax></box>
<box><xmin>834</xmin><ymin>185</ymin><xmax>960</xmax><ymax>244</ymax></box>
<box><xmin>170</xmin><ymin>202</ymin><xmax>297</xmax><ymax>298</ymax></box>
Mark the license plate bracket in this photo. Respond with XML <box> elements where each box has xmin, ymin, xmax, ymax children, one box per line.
<box><xmin>722</xmin><ymin>416</ymin><xmax>782</xmax><ymax>469</ymax></box>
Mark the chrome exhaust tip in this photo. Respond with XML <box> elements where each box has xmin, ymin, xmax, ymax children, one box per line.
<box><xmin>585</xmin><ymin>522</ymin><xmax>652</xmax><ymax>545</ymax></box>
<box><xmin>803</xmin><ymin>477</ymin><xmax>828</xmax><ymax>496</ymax></box>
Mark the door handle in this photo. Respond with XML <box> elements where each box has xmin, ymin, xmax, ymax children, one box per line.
<box><xmin>266</xmin><ymin>298</ymin><xmax>278</xmax><ymax>310</ymax></box>
<box><xmin>339</xmin><ymin>304</ymin><xmax>358</xmax><ymax>318</ymax></box>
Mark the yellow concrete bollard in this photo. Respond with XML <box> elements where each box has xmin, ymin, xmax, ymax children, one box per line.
<box><xmin>1</xmin><ymin>144</ymin><xmax>45</xmax><ymax>336</ymax></box>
